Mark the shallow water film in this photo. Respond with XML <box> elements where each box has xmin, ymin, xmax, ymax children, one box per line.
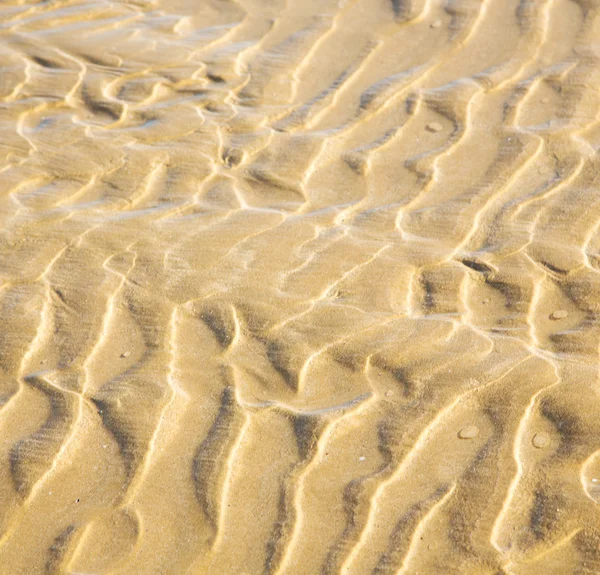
<box><xmin>1</xmin><ymin>0</ymin><xmax>600</xmax><ymax>573</ymax></box>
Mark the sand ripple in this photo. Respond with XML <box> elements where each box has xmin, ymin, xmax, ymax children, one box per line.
<box><xmin>1</xmin><ymin>0</ymin><xmax>600</xmax><ymax>572</ymax></box>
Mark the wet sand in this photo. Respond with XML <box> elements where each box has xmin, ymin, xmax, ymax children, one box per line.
<box><xmin>1</xmin><ymin>0</ymin><xmax>600</xmax><ymax>573</ymax></box>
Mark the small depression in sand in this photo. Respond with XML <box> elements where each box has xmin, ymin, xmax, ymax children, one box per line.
<box><xmin>0</xmin><ymin>0</ymin><xmax>600</xmax><ymax>573</ymax></box>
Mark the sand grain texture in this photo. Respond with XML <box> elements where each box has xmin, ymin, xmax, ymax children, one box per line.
<box><xmin>1</xmin><ymin>0</ymin><xmax>600</xmax><ymax>573</ymax></box>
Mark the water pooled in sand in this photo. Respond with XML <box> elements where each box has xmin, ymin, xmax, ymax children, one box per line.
<box><xmin>1</xmin><ymin>0</ymin><xmax>600</xmax><ymax>572</ymax></box>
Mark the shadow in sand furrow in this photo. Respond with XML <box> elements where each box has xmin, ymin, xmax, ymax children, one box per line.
<box><xmin>291</xmin><ymin>412</ymin><xmax>323</xmax><ymax>462</ymax></box>
<box><xmin>10</xmin><ymin>374</ymin><xmax>77</xmax><ymax>498</ymax></box>
<box><xmin>259</xmin><ymin>409</ymin><xmax>331</xmax><ymax>574</ymax></box>
<box><xmin>341</xmin><ymin>354</ymin><xmax>553</xmax><ymax>573</ymax></box>
<box><xmin>44</xmin><ymin>524</ymin><xmax>79</xmax><ymax>575</ymax></box>
<box><xmin>275</xmin><ymin>65</ymin><xmax>358</xmax><ymax>133</ymax></box>
<box><xmin>538</xmin><ymin>398</ymin><xmax>582</xmax><ymax>460</ymax></box>
<box><xmin>244</xmin><ymin>166</ymin><xmax>306</xmax><ymax>204</ymax></box>
<box><xmin>237</xmin><ymin>18</ymin><xmax>334</xmax><ymax>105</ymax></box>
<box><xmin>515</xmin><ymin>0</ymin><xmax>541</xmax><ymax>34</ymax></box>
<box><xmin>85</xmin><ymin>292</ymin><xmax>174</xmax><ymax>488</ymax></box>
<box><xmin>263</xmin><ymin>339</ymin><xmax>300</xmax><ymax>393</ymax></box>
<box><xmin>230</xmin><ymin>306</ymin><xmax>315</xmax><ymax>395</ymax></box>
<box><xmin>356</xmin><ymin>70</ymin><xmax>422</xmax><ymax>119</ymax></box>
<box><xmin>0</xmin><ymin>284</ymin><xmax>47</xmax><ymax>377</ymax></box>
<box><xmin>342</xmin><ymin>122</ymin><xmax>409</xmax><ymax>176</ymax></box>
<box><xmin>414</xmin><ymin>265</ymin><xmax>466</xmax><ymax>316</ymax></box>
<box><xmin>90</xmin><ymin>367</ymin><xmax>170</xmax><ymax>486</ymax></box>
<box><xmin>390</xmin><ymin>0</ymin><xmax>406</xmax><ymax>19</ymax></box>
<box><xmin>444</xmin><ymin>0</ymin><xmax>485</xmax><ymax>39</ymax></box>
<box><xmin>321</xmin><ymin>421</ymin><xmax>396</xmax><ymax>574</ymax></box>
<box><xmin>192</xmin><ymin>383</ymin><xmax>245</xmax><ymax>541</ymax></box>
<box><xmin>529</xmin><ymin>488</ymin><xmax>566</xmax><ymax>543</ymax></box>
<box><xmin>445</xmin><ymin>439</ymin><xmax>514</xmax><ymax>567</ymax></box>
<box><xmin>80</xmin><ymin>84</ymin><xmax>122</xmax><ymax>123</ymax></box>
<box><xmin>485</xmin><ymin>274</ymin><xmax>526</xmax><ymax>304</ymax></box>
<box><xmin>373</xmin><ymin>484</ymin><xmax>454</xmax><ymax>575</ymax></box>
<box><xmin>199</xmin><ymin>300</ymin><xmax>238</xmax><ymax>350</ymax></box>
<box><xmin>490</xmin><ymin>366</ymin><xmax>600</xmax><ymax>569</ymax></box>
<box><xmin>460</xmin><ymin>258</ymin><xmax>494</xmax><ymax>275</ymax></box>
<box><xmin>404</xmin><ymin>133</ymin><xmax>540</xmax><ymax>245</ymax></box>
<box><xmin>274</xmin><ymin>37</ymin><xmax>380</xmax><ymax>133</ymax></box>
<box><xmin>263</xmin><ymin>482</ymin><xmax>289</xmax><ymax>574</ymax></box>
<box><xmin>0</xmin><ymin>371</ymin><xmax>19</xmax><ymax>410</ymax></box>
<box><xmin>29</xmin><ymin>56</ymin><xmax>62</xmax><ymax>70</ymax></box>
<box><xmin>390</xmin><ymin>0</ymin><xmax>430</xmax><ymax>22</ymax></box>
<box><xmin>66</xmin><ymin>507</ymin><xmax>141</xmax><ymax>574</ymax></box>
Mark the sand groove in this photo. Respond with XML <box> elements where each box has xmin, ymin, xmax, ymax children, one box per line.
<box><xmin>1</xmin><ymin>0</ymin><xmax>600</xmax><ymax>573</ymax></box>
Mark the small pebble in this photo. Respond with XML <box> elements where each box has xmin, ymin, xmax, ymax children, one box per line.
<box><xmin>121</xmin><ymin>350</ymin><xmax>131</xmax><ymax>358</ymax></box>
<box><xmin>532</xmin><ymin>432</ymin><xmax>549</xmax><ymax>449</ymax></box>
<box><xmin>549</xmin><ymin>309</ymin><xmax>568</xmax><ymax>320</ymax></box>
<box><xmin>458</xmin><ymin>425</ymin><xmax>479</xmax><ymax>439</ymax></box>
<box><xmin>426</xmin><ymin>121</ymin><xmax>444</xmax><ymax>133</ymax></box>
<box><xmin>359</xmin><ymin>456</ymin><xmax>366</xmax><ymax>461</ymax></box>
<box><xmin>592</xmin><ymin>478</ymin><xmax>598</xmax><ymax>483</ymax></box>
<box><xmin>385</xmin><ymin>390</ymin><xmax>394</xmax><ymax>397</ymax></box>
<box><xmin>430</xmin><ymin>19</ymin><xmax>442</xmax><ymax>28</ymax></box>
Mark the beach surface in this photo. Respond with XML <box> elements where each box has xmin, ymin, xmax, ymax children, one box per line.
<box><xmin>1</xmin><ymin>0</ymin><xmax>600</xmax><ymax>573</ymax></box>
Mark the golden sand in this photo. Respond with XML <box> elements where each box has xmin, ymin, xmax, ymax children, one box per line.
<box><xmin>1</xmin><ymin>0</ymin><xmax>600</xmax><ymax>573</ymax></box>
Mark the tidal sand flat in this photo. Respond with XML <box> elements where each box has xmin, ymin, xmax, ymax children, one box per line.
<box><xmin>0</xmin><ymin>0</ymin><xmax>600</xmax><ymax>573</ymax></box>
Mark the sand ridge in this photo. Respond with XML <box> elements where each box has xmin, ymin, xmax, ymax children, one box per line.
<box><xmin>0</xmin><ymin>0</ymin><xmax>600</xmax><ymax>573</ymax></box>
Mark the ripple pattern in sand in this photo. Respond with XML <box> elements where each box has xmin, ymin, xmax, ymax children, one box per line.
<box><xmin>1</xmin><ymin>0</ymin><xmax>600</xmax><ymax>573</ymax></box>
